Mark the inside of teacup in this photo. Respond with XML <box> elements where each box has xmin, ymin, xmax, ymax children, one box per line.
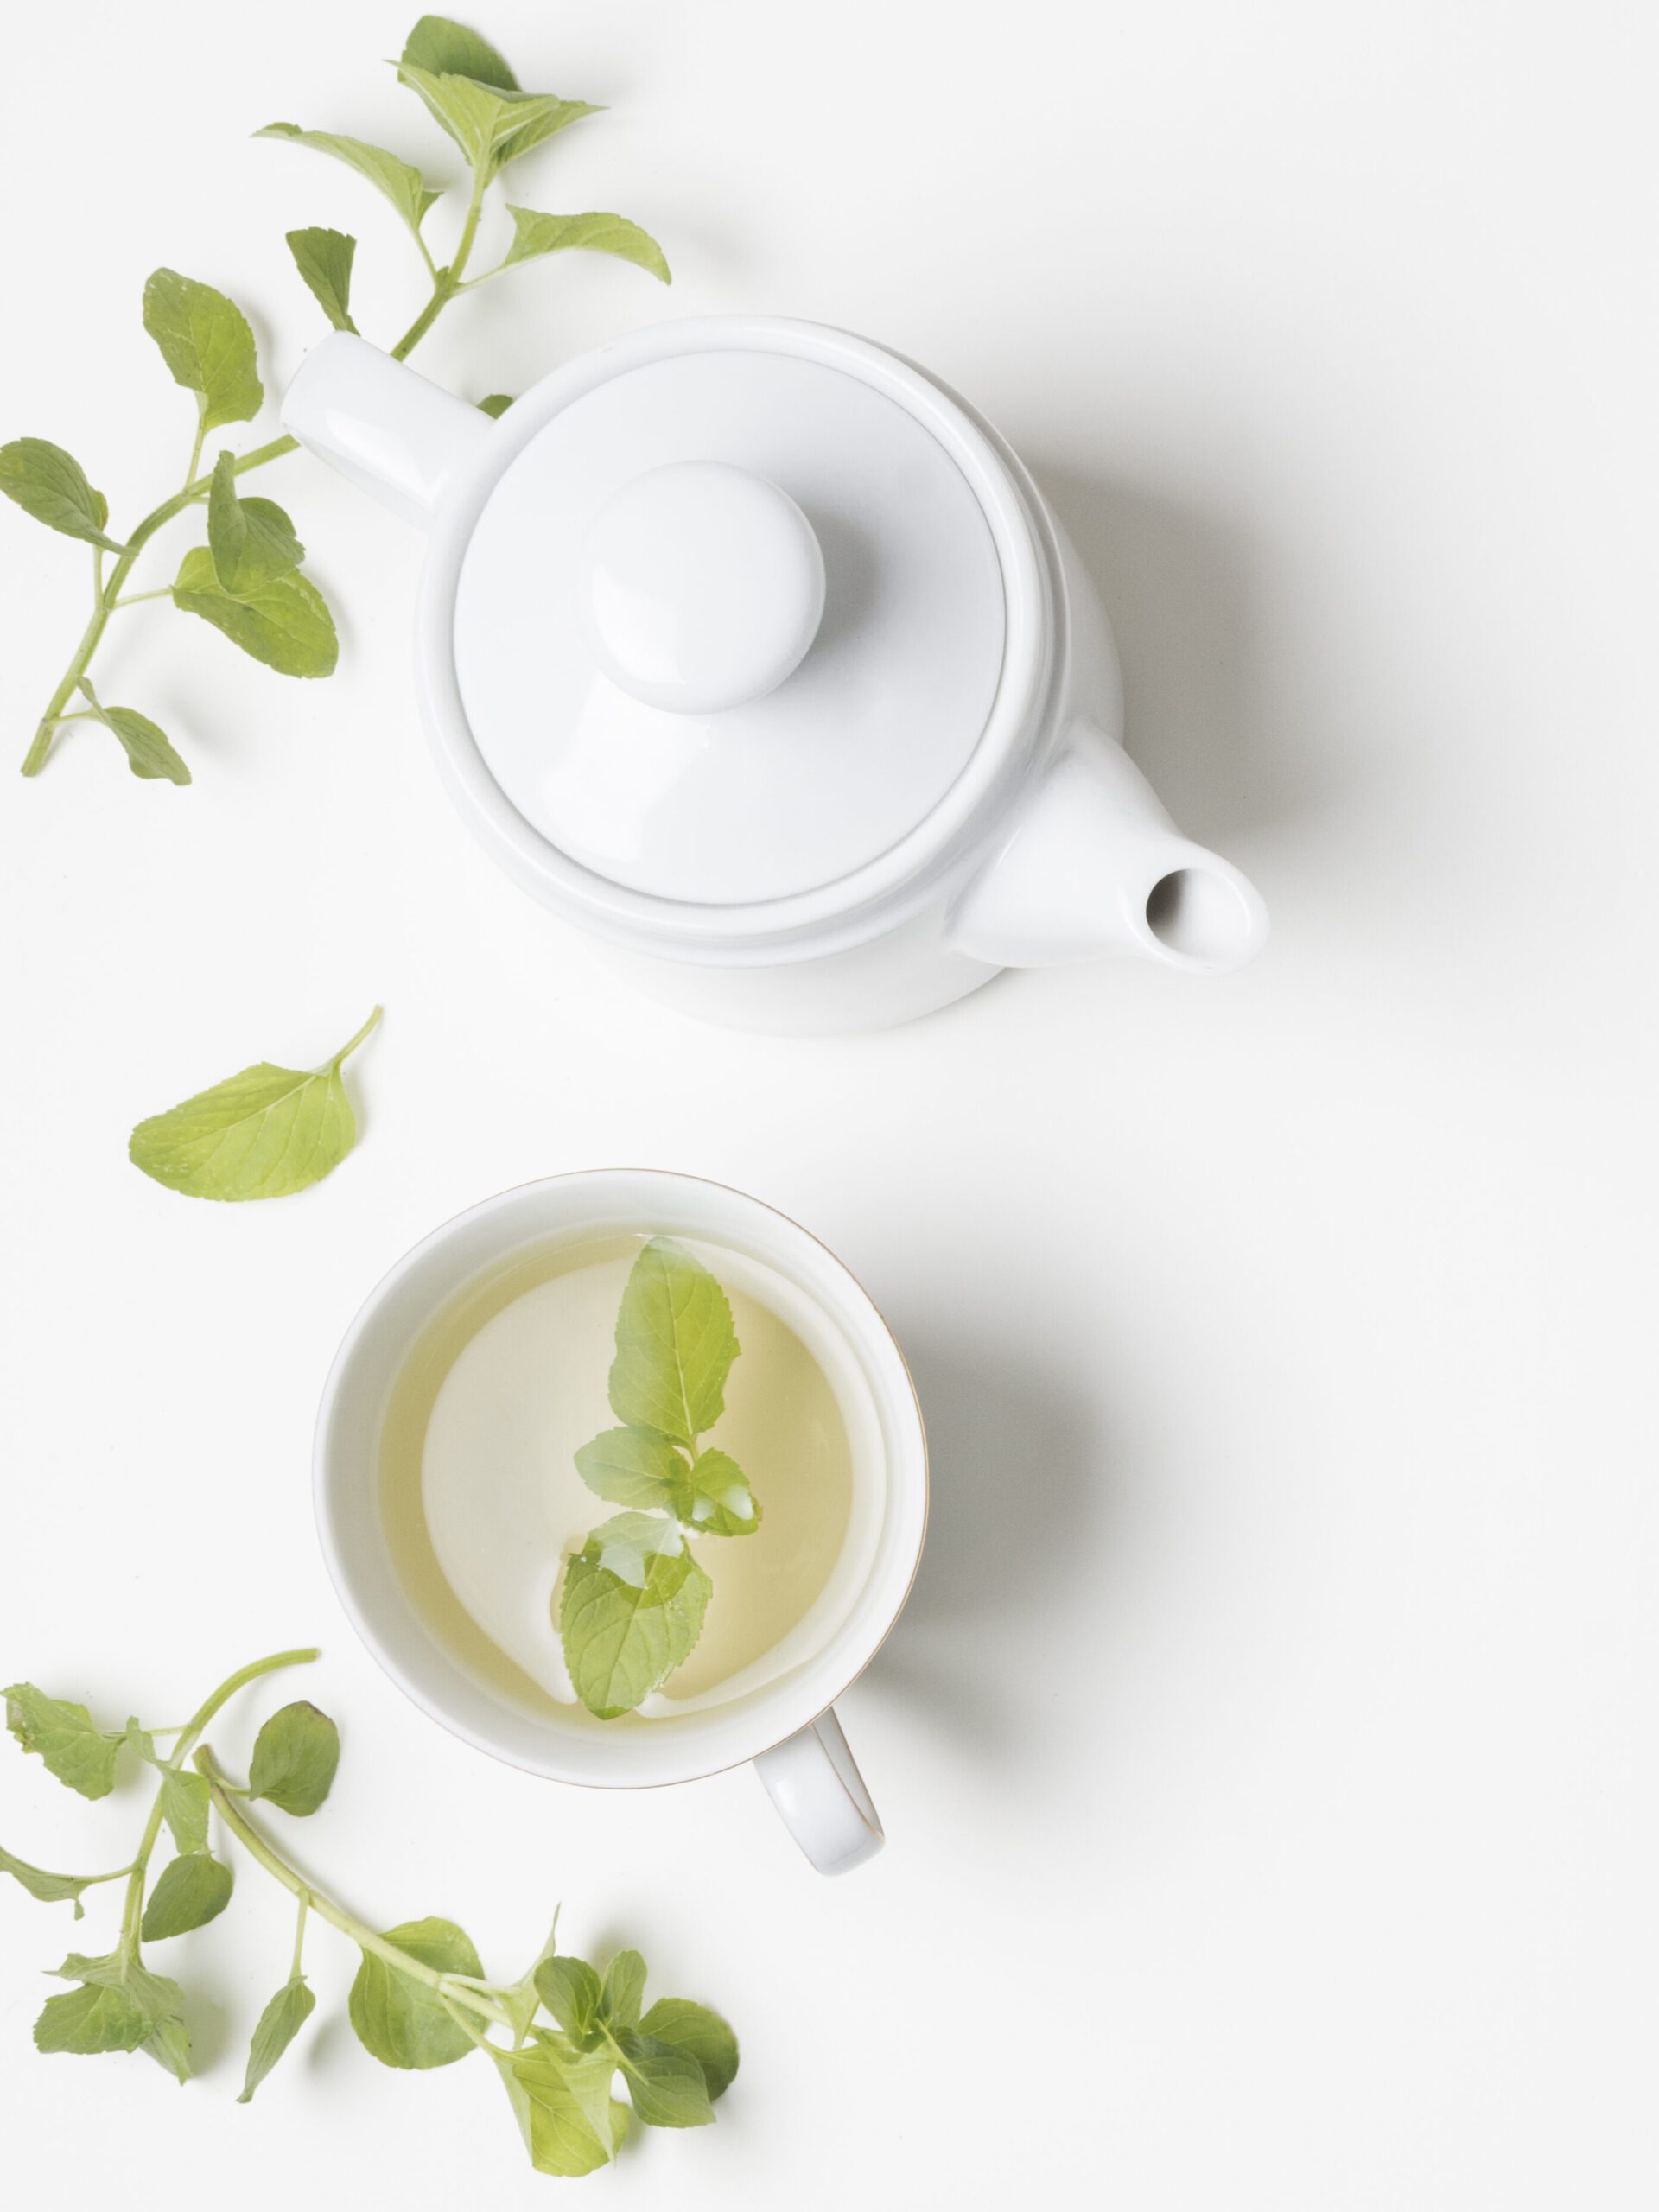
<box><xmin>316</xmin><ymin>1179</ymin><xmax>918</xmax><ymax>1785</ymax></box>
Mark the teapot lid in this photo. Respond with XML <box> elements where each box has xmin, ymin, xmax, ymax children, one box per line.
<box><xmin>446</xmin><ymin>320</ymin><xmax>1047</xmax><ymax>913</ymax></box>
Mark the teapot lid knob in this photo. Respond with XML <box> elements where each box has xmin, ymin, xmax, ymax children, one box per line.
<box><xmin>577</xmin><ymin>460</ymin><xmax>826</xmax><ymax>715</ymax></box>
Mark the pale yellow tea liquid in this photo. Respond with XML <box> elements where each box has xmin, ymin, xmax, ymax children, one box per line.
<box><xmin>378</xmin><ymin>1232</ymin><xmax>858</xmax><ymax>1726</ymax></box>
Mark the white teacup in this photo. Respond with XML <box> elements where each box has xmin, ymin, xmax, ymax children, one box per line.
<box><xmin>314</xmin><ymin>1171</ymin><xmax>927</xmax><ymax>1872</ymax></box>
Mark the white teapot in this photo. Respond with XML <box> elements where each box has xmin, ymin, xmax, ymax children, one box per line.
<box><xmin>283</xmin><ymin>318</ymin><xmax>1268</xmax><ymax>1032</ymax></box>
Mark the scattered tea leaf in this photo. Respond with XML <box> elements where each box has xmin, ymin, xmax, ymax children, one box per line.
<box><xmin>142</xmin><ymin>1852</ymin><xmax>232</xmax><ymax>1940</ymax></box>
<box><xmin>0</xmin><ymin>1845</ymin><xmax>103</xmax><ymax>1916</ymax></box>
<box><xmin>0</xmin><ymin>438</ymin><xmax>123</xmax><ymax>551</ymax></box>
<box><xmin>500</xmin><ymin>2030</ymin><xmax>620</xmax><ymax>2177</ymax></box>
<box><xmin>128</xmin><ymin>1006</ymin><xmax>380</xmax><ymax>1203</ymax></box>
<box><xmin>285</xmin><ymin>227</ymin><xmax>358</xmax><ymax>333</ymax></box>
<box><xmin>613</xmin><ymin>2029</ymin><xmax>715</xmax><ymax>2127</ymax></box>
<box><xmin>238</xmin><ymin>1974</ymin><xmax>316</xmax><ymax>2101</ymax></box>
<box><xmin>598</xmin><ymin>1948</ymin><xmax>646</xmax><ymax>2031</ymax></box>
<box><xmin>143</xmin><ymin>2012</ymin><xmax>194</xmax><ymax>2082</ymax></box>
<box><xmin>402</xmin><ymin>14</ymin><xmax>517</xmax><ymax>86</ymax></box>
<box><xmin>256</xmin><ymin>124</ymin><xmax>441</xmax><ymax>238</ymax></box>
<box><xmin>533</xmin><ymin>1955</ymin><xmax>603</xmax><ymax>2045</ymax></box>
<box><xmin>158</xmin><ymin>1767</ymin><xmax>211</xmax><ymax>1857</ymax></box>
<box><xmin>36</xmin><ymin>1951</ymin><xmax>186</xmax><ymax>2057</ymax></box>
<box><xmin>639</xmin><ymin>1996</ymin><xmax>739</xmax><ymax>2100</ymax></box>
<box><xmin>76</xmin><ymin>687</ymin><xmax>190</xmax><ymax>785</ymax></box>
<box><xmin>504</xmin><ymin>206</ymin><xmax>669</xmax><ymax>283</ymax></box>
<box><xmin>348</xmin><ymin>1916</ymin><xmax>485</xmax><ymax>2069</ymax></box>
<box><xmin>248</xmin><ymin>1701</ymin><xmax>340</xmax><ymax>1815</ymax></box>
<box><xmin>207</xmin><ymin>453</ymin><xmax>304</xmax><ymax>596</ymax></box>
<box><xmin>3</xmin><ymin>1685</ymin><xmax>118</xmax><ymax>1800</ymax></box>
<box><xmin>143</xmin><ymin>270</ymin><xmax>263</xmax><ymax>433</ymax></box>
<box><xmin>170</xmin><ymin>545</ymin><xmax>337</xmax><ymax>677</ymax></box>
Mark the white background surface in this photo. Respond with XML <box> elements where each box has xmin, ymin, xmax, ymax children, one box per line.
<box><xmin>2</xmin><ymin>3</ymin><xmax>1655</xmax><ymax>2203</ymax></box>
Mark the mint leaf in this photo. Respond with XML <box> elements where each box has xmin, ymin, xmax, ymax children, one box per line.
<box><xmin>238</xmin><ymin>1975</ymin><xmax>315</xmax><ymax>2101</ymax></box>
<box><xmin>36</xmin><ymin>1951</ymin><xmax>186</xmax><ymax>2057</ymax></box>
<box><xmin>639</xmin><ymin>1997</ymin><xmax>739</xmax><ymax>2101</ymax></box>
<box><xmin>0</xmin><ymin>1844</ymin><xmax>102</xmax><ymax>1916</ymax></box>
<box><xmin>598</xmin><ymin>1948</ymin><xmax>645</xmax><ymax>2031</ymax></box>
<box><xmin>248</xmin><ymin>1701</ymin><xmax>339</xmax><ymax>1815</ymax></box>
<box><xmin>4</xmin><ymin>1684</ymin><xmax>118</xmax><ymax>1799</ymax></box>
<box><xmin>533</xmin><ymin>1954</ymin><xmax>603</xmax><ymax>2045</ymax></box>
<box><xmin>396</xmin><ymin>61</ymin><xmax>597</xmax><ymax>177</ymax></box>
<box><xmin>678</xmin><ymin>1448</ymin><xmax>760</xmax><ymax>1537</ymax></box>
<box><xmin>558</xmin><ymin>1515</ymin><xmax>712</xmax><ymax>1719</ymax></box>
<box><xmin>170</xmin><ymin>545</ymin><xmax>337</xmax><ymax>677</ymax></box>
<box><xmin>0</xmin><ymin>438</ymin><xmax>124</xmax><ymax>551</ymax></box>
<box><xmin>142</xmin><ymin>270</ymin><xmax>262</xmax><ymax>434</ymax></box>
<box><xmin>503</xmin><ymin>207</ymin><xmax>669</xmax><ymax>284</ymax></box>
<box><xmin>285</xmin><ymin>227</ymin><xmax>358</xmax><ymax>333</ymax></box>
<box><xmin>477</xmin><ymin>392</ymin><xmax>513</xmax><ymax>417</ymax></box>
<box><xmin>575</xmin><ymin>1427</ymin><xmax>691</xmax><ymax>1515</ymax></box>
<box><xmin>75</xmin><ymin>688</ymin><xmax>190</xmax><ymax>785</ymax></box>
<box><xmin>347</xmin><ymin>1917</ymin><xmax>483</xmax><ymax>2069</ymax></box>
<box><xmin>256</xmin><ymin>124</ymin><xmax>441</xmax><ymax>239</ymax></box>
<box><xmin>143</xmin><ymin>2012</ymin><xmax>194</xmax><ymax>2082</ymax></box>
<box><xmin>128</xmin><ymin>1005</ymin><xmax>380</xmax><ymax>1203</ymax></box>
<box><xmin>607</xmin><ymin>1240</ymin><xmax>740</xmax><ymax>1446</ymax></box>
<box><xmin>613</xmin><ymin>2029</ymin><xmax>715</xmax><ymax>2128</ymax></box>
<box><xmin>158</xmin><ymin>1766</ymin><xmax>211</xmax><ymax>1857</ymax></box>
<box><xmin>402</xmin><ymin>15</ymin><xmax>518</xmax><ymax>86</ymax></box>
<box><xmin>142</xmin><ymin>1851</ymin><xmax>232</xmax><ymax>1939</ymax></box>
<box><xmin>207</xmin><ymin>453</ymin><xmax>304</xmax><ymax>596</ymax></box>
<box><xmin>500</xmin><ymin>2030</ymin><xmax>618</xmax><ymax>2178</ymax></box>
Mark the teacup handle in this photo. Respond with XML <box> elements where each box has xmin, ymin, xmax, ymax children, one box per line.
<box><xmin>753</xmin><ymin>1707</ymin><xmax>883</xmax><ymax>1874</ymax></box>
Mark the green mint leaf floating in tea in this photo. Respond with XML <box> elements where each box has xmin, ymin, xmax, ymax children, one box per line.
<box><xmin>575</xmin><ymin>1425</ymin><xmax>694</xmax><ymax>1515</ymax></box>
<box><xmin>238</xmin><ymin>1976</ymin><xmax>316</xmax><ymax>2101</ymax></box>
<box><xmin>608</xmin><ymin>1238</ymin><xmax>740</xmax><ymax>1446</ymax></box>
<box><xmin>500</xmin><ymin>2031</ymin><xmax>620</xmax><ymax>2177</ymax></box>
<box><xmin>256</xmin><ymin>124</ymin><xmax>442</xmax><ymax>240</ymax></box>
<box><xmin>75</xmin><ymin>684</ymin><xmax>190</xmax><ymax>785</ymax></box>
<box><xmin>129</xmin><ymin>1005</ymin><xmax>380</xmax><ymax>1202</ymax></box>
<box><xmin>560</xmin><ymin>1513</ymin><xmax>714</xmax><ymax>1719</ymax></box>
<box><xmin>677</xmin><ymin>1446</ymin><xmax>760</xmax><ymax>1536</ymax></box>
<box><xmin>157</xmin><ymin>1766</ymin><xmax>211</xmax><ymax>1857</ymax></box>
<box><xmin>141</xmin><ymin>1852</ymin><xmax>233</xmax><ymax>1940</ymax></box>
<box><xmin>502</xmin><ymin>205</ymin><xmax>671</xmax><ymax>283</ymax></box>
<box><xmin>3</xmin><ymin>1640</ymin><xmax>739</xmax><ymax>2174</ymax></box>
<box><xmin>206</xmin><ymin>453</ymin><xmax>304</xmax><ymax>596</ymax></box>
<box><xmin>142</xmin><ymin>270</ymin><xmax>263</xmax><ymax>435</ymax></box>
<box><xmin>348</xmin><ymin>1916</ymin><xmax>486</xmax><ymax>2069</ymax></box>
<box><xmin>247</xmin><ymin>1700</ymin><xmax>340</xmax><ymax>1815</ymax></box>
<box><xmin>285</xmin><ymin>226</ymin><xmax>359</xmax><ymax>332</ymax></box>
<box><xmin>0</xmin><ymin>438</ymin><xmax>124</xmax><ymax>551</ymax></box>
<box><xmin>171</xmin><ymin>546</ymin><xmax>338</xmax><ymax>677</ymax></box>
<box><xmin>4</xmin><ymin>1684</ymin><xmax>120</xmax><ymax>1799</ymax></box>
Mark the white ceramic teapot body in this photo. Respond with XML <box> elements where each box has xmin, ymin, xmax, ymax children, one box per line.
<box><xmin>283</xmin><ymin>318</ymin><xmax>1267</xmax><ymax>1033</ymax></box>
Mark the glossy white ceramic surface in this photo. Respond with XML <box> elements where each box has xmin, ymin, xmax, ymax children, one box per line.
<box><xmin>313</xmin><ymin>1172</ymin><xmax>927</xmax><ymax>1871</ymax></box>
<box><xmin>282</xmin><ymin>318</ymin><xmax>1268</xmax><ymax>1026</ymax></box>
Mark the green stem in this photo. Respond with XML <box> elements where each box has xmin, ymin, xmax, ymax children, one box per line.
<box><xmin>289</xmin><ymin>1889</ymin><xmax>309</xmax><ymax>1980</ymax></box>
<box><xmin>327</xmin><ymin>1003</ymin><xmax>383</xmax><ymax>1071</ymax></box>
<box><xmin>194</xmin><ymin>1749</ymin><xmax>510</xmax><ymax>2031</ymax></box>
<box><xmin>118</xmin><ymin>1649</ymin><xmax>317</xmax><ymax>1961</ymax></box>
<box><xmin>22</xmin><ymin>243</ymin><xmax>480</xmax><ymax>778</ymax></box>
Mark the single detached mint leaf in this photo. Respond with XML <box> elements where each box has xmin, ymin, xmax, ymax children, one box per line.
<box><xmin>558</xmin><ymin>1515</ymin><xmax>712</xmax><ymax>1720</ymax></box>
<box><xmin>598</xmin><ymin>1948</ymin><xmax>646</xmax><ymax>2031</ymax></box>
<box><xmin>171</xmin><ymin>545</ymin><xmax>337</xmax><ymax>677</ymax></box>
<box><xmin>680</xmin><ymin>1448</ymin><xmax>760</xmax><ymax>1537</ymax></box>
<box><xmin>0</xmin><ymin>1844</ymin><xmax>102</xmax><ymax>1916</ymax></box>
<box><xmin>613</xmin><ymin>2028</ymin><xmax>715</xmax><ymax>2128</ymax></box>
<box><xmin>503</xmin><ymin>207</ymin><xmax>670</xmax><ymax>284</ymax></box>
<box><xmin>207</xmin><ymin>453</ymin><xmax>304</xmax><ymax>597</ymax></box>
<box><xmin>639</xmin><ymin>1997</ymin><xmax>739</xmax><ymax>2101</ymax></box>
<box><xmin>534</xmin><ymin>1955</ymin><xmax>603</xmax><ymax>2044</ymax></box>
<box><xmin>500</xmin><ymin>2030</ymin><xmax>618</xmax><ymax>2178</ymax></box>
<box><xmin>607</xmin><ymin>1239</ymin><xmax>740</xmax><ymax>1446</ymax></box>
<box><xmin>141</xmin><ymin>1851</ymin><xmax>232</xmax><ymax>1939</ymax></box>
<box><xmin>128</xmin><ymin>1005</ymin><xmax>380</xmax><ymax>1203</ymax></box>
<box><xmin>347</xmin><ymin>1917</ymin><xmax>483</xmax><ymax>2069</ymax></box>
<box><xmin>76</xmin><ymin>687</ymin><xmax>190</xmax><ymax>785</ymax></box>
<box><xmin>285</xmin><ymin>227</ymin><xmax>358</xmax><ymax>333</ymax></box>
<box><xmin>248</xmin><ymin>1700</ymin><xmax>340</xmax><ymax>1815</ymax></box>
<box><xmin>477</xmin><ymin>392</ymin><xmax>513</xmax><ymax>417</ymax></box>
<box><xmin>0</xmin><ymin>438</ymin><xmax>124</xmax><ymax>551</ymax></box>
<box><xmin>142</xmin><ymin>269</ymin><xmax>262</xmax><ymax>433</ymax></box>
<box><xmin>402</xmin><ymin>14</ymin><xmax>518</xmax><ymax>86</ymax></box>
<box><xmin>4</xmin><ymin>1684</ymin><xmax>118</xmax><ymax>1799</ymax></box>
<box><xmin>158</xmin><ymin>1766</ymin><xmax>211</xmax><ymax>1857</ymax></box>
<box><xmin>575</xmin><ymin>1427</ymin><xmax>690</xmax><ymax>1515</ymax></box>
<box><xmin>257</xmin><ymin>125</ymin><xmax>442</xmax><ymax>238</ymax></box>
<box><xmin>238</xmin><ymin>1975</ymin><xmax>315</xmax><ymax>2101</ymax></box>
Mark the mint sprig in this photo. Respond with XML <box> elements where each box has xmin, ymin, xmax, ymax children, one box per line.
<box><xmin>4</xmin><ymin>16</ymin><xmax>670</xmax><ymax>785</ymax></box>
<box><xmin>2</xmin><ymin>1649</ymin><xmax>738</xmax><ymax>2176</ymax></box>
<box><xmin>559</xmin><ymin>1241</ymin><xmax>764</xmax><ymax>1719</ymax></box>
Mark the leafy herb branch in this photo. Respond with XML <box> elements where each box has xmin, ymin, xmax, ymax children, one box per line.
<box><xmin>560</xmin><ymin>1241</ymin><xmax>764</xmax><ymax>1719</ymax></box>
<box><xmin>3</xmin><ymin>15</ymin><xmax>669</xmax><ymax>786</ymax></box>
<box><xmin>2</xmin><ymin>1649</ymin><xmax>736</xmax><ymax>2178</ymax></box>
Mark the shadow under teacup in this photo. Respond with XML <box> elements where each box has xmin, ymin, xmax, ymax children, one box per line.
<box><xmin>314</xmin><ymin>1170</ymin><xmax>927</xmax><ymax>1872</ymax></box>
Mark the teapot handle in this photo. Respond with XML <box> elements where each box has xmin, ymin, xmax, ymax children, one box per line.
<box><xmin>753</xmin><ymin>1707</ymin><xmax>883</xmax><ymax>1874</ymax></box>
<box><xmin>282</xmin><ymin>334</ymin><xmax>494</xmax><ymax>530</ymax></box>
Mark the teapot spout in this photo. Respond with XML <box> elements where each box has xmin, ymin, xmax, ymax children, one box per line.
<box><xmin>948</xmin><ymin>721</ymin><xmax>1268</xmax><ymax>974</ymax></box>
<box><xmin>281</xmin><ymin>334</ymin><xmax>493</xmax><ymax>529</ymax></box>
